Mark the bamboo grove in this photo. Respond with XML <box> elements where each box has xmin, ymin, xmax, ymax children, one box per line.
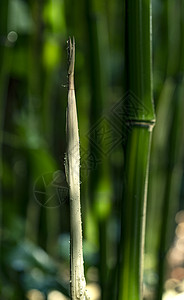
<box><xmin>0</xmin><ymin>0</ymin><xmax>184</xmax><ymax>300</ymax></box>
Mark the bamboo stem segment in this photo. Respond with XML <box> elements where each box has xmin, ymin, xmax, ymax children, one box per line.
<box><xmin>118</xmin><ymin>1</ymin><xmax>156</xmax><ymax>299</ymax></box>
<box><xmin>65</xmin><ymin>37</ymin><xmax>89</xmax><ymax>300</ymax></box>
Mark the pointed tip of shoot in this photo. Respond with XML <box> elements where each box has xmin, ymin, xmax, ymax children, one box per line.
<box><xmin>67</xmin><ymin>36</ymin><xmax>75</xmax><ymax>76</ymax></box>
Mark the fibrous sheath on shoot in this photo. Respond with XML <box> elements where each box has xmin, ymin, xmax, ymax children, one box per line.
<box><xmin>65</xmin><ymin>37</ymin><xmax>89</xmax><ymax>300</ymax></box>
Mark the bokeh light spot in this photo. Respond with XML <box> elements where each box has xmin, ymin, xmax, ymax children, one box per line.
<box><xmin>7</xmin><ymin>31</ymin><xmax>18</xmax><ymax>43</ymax></box>
<box><xmin>26</xmin><ymin>289</ymin><xmax>44</xmax><ymax>300</ymax></box>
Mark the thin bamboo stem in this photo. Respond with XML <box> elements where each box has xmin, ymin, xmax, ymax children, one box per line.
<box><xmin>85</xmin><ymin>1</ymin><xmax>111</xmax><ymax>297</ymax></box>
<box><xmin>156</xmin><ymin>79</ymin><xmax>184</xmax><ymax>300</ymax></box>
<box><xmin>155</xmin><ymin>2</ymin><xmax>184</xmax><ymax>298</ymax></box>
<box><xmin>65</xmin><ymin>37</ymin><xmax>89</xmax><ymax>300</ymax></box>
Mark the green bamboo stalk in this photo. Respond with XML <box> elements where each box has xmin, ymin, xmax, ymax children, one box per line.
<box><xmin>0</xmin><ymin>1</ymin><xmax>9</xmax><ymax>200</ymax></box>
<box><xmin>153</xmin><ymin>0</ymin><xmax>169</xmax><ymax>99</ymax></box>
<box><xmin>148</xmin><ymin>1</ymin><xmax>184</xmax><ymax>298</ymax></box>
<box><xmin>0</xmin><ymin>0</ymin><xmax>9</xmax><ymax>192</ymax></box>
<box><xmin>144</xmin><ymin>78</ymin><xmax>176</xmax><ymax>291</ymax></box>
<box><xmin>155</xmin><ymin>78</ymin><xmax>184</xmax><ymax>300</ymax></box>
<box><xmin>25</xmin><ymin>0</ymin><xmax>45</xmax><ymax>248</ymax></box>
<box><xmin>85</xmin><ymin>1</ymin><xmax>111</xmax><ymax>298</ymax></box>
<box><xmin>0</xmin><ymin>0</ymin><xmax>10</xmax><ymax>265</ymax></box>
<box><xmin>155</xmin><ymin>2</ymin><xmax>184</xmax><ymax>297</ymax></box>
<box><xmin>65</xmin><ymin>37</ymin><xmax>89</xmax><ymax>300</ymax></box>
<box><xmin>118</xmin><ymin>1</ymin><xmax>155</xmax><ymax>299</ymax></box>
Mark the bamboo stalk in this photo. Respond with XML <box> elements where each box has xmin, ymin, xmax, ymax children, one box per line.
<box><xmin>144</xmin><ymin>78</ymin><xmax>175</xmax><ymax>294</ymax></box>
<box><xmin>65</xmin><ymin>37</ymin><xmax>89</xmax><ymax>300</ymax></box>
<box><xmin>85</xmin><ymin>1</ymin><xmax>112</xmax><ymax>298</ymax></box>
<box><xmin>155</xmin><ymin>79</ymin><xmax>184</xmax><ymax>300</ymax></box>
<box><xmin>152</xmin><ymin>2</ymin><xmax>184</xmax><ymax>298</ymax></box>
<box><xmin>0</xmin><ymin>0</ymin><xmax>11</xmax><ymax>265</ymax></box>
<box><xmin>118</xmin><ymin>0</ymin><xmax>155</xmax><ymax>299</ymax></box>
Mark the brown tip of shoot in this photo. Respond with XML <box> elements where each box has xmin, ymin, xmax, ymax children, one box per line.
<box><xmin>67</xmin><ymin>36</ymin><xmax>75</xmax><ymax>76</ymax></box>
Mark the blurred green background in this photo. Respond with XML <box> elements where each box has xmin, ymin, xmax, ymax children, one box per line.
<box><xmin>0</xmin><ymin>0</ymin><xmax>184</xmax><ymax>299</ymax></box>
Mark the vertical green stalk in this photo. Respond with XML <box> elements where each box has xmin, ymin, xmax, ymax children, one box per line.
<box><xmin>156</xmin><ymin>80</ymin><xmax>184</xmax><ymax>300</ymax></box>
<box><xmin>156</xmin><ymin>1</ymin><xmax>184</xmax><ymax>298</ymax></box>
<box><xmin>0</xmin><ymin>0</ymin><xmax>9</xmax><ymax>265</ymax></box>
<box><xmin>85</xmin><ymin>1</ymin><xmax>111</xmax><ymax>298</ymax></box>
<box><xmin>153</xmin><ymin>0</ymin><xmax>169</xmax><ymax>99</ymax></box>
<box><xmin>0</xmin><ymin>0</ymin><xmax>9</xmax><ymax>194</ymax></box>
<box><xmin>144</xmin><ymin>78</ymin><xmax>175</xmax><ymax>298</ymax></box>
<box><xmin>26</xmin><ymin>0</ymin><xmax>44</xmax><ymax>242</ymax></box>
<box><xmin>118</xmin><ymin>1</ymin><xmax>155</xmax><ymax>299</ymax></box>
